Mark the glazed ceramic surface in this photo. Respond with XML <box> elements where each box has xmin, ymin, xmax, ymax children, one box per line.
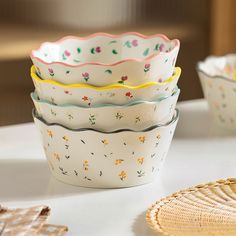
<box><xmin>197</xmin><ymin>62</ymin><xmax>236</xmax><ymax>130</ymax></box>
<box><xmin>199</xmin><ymin>54</ymin><xmax>236</xmax><ymax>80</ymax></box>
<box><xmin>31</xmin><ymin>66</ymin><xmax>181</xmax><ymax>107</ymax></box>
<box><xmin>33</xmin><ymin>109</ymin><xmax>179</xmax><ymax>188</ymax></box>
<box><xmin>31</xmin><ymin>89</ymin><xmax>179</xmax><ymax>132</ymax></box>
<box><xmin>31</xmin><ymin>33</ymin><xmax>180</xmax><ymax>86</ymax></box>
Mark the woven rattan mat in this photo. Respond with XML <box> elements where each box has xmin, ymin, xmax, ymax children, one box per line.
<box><xmin>146</xmin><ymin>178</ymin><xmax>236</xmax><ymax>236</ymax></box>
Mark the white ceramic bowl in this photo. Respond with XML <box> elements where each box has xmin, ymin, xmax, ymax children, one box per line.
<box><xmin>31</xmin><ymin>33</ymin><xmax>180</xmax><ymax>86</ymax></box>
<box><xmin>31</xmin><ymin>66</ymin><xmax>181</xmax><ymax>107</ymax></box>
<box><xmin>197</xmin><ymin>55</ymin><xmax>236</xmax><ymax>130</ymax></box>
<box><xmin>33</xmin><ymin>109</ymin><xmax>179</xmax><ymax>188</ymax></box>
<box><xmin>198</xmin><ymin>54</ymin><xmax>236</xmax><ymax>80</ymax></box>
<box><xmin>31</xmin><ymin>88</ymin><xmax>179</xmax><ymax>132</ymax></box>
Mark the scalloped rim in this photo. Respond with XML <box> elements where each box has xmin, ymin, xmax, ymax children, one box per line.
<box><xmin>196</xmin><ymin>53</ymin><xmax>236</xmax><ymax>83</ymax></box>
<box><xmin>31</xmin><ymin>32</ymin><xmax>180</xmax><ymax>67</ymax></box>
<box><xmin>33</xmin><ymin>108</ymin><xmax>179</xmax><ymax>134</ymax></box>
<box><xmin>31</xmin><ymin>65</ymin><xmax>181</xmax><ymax>90</ymax></box>
<box><xmin>31</xmin><ymin>88</ymin><xmax>180</xmax><ymax>109</ymax></box>
<box><xmin>146</xmin><ymin>178</ymin><xmax>236</xmax><ymax>236</ymax></box>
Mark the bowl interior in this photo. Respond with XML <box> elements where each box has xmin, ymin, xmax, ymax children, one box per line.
<box><xmin>32</xmin><ymin>33</ymin><xmax>178</xmax><ymax>65</ymax></box>
<box><xmin>198</xmin><ymin>54</ymin><xmax>236</xmax><ymax>80</ymax></box>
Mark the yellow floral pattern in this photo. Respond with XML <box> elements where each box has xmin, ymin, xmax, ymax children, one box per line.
<box><xmin>101</xmin><ymin>139</ymin><xmax>109</xmax><ymax>145</ymax></box>
<box><xmin>137</xmin><ymin>157</ymin><xmax>144</xmax><ymax>165</ymax></box>
<box><xmin>53</xmin><ymin>153</ymin><xmax>60</xmax><ymax>161</ymax></box>
<box><xmin>47</xmin><ymin>129</ymin><xmax>53</xmax><ymax>138</ymax></box>
<box><xmin>138</xmin><ymin>136</ymin><xmax>146</xmax><ymax>143</ymax></box>
<box><xmin>115</xmin><ymin>159</ymin><xmax>124</xmax><ymax>165</ymax></box>
<box><xmin>119</xmin><ymin>171</ymin><xmax>127</xmax><ymax>181</ymax></box>
<box><xmin>36</xmin><ymin>111</ymin><xmax>178</xmax><ymax>187</ymax></box>
<box><xmin>63</xmin><ymin>135</ymin><xmax>69</xmax><ymax>142</ymax></box>
<box><xmin>83</xmin><ymin>160</ymin><xmax>89</xmax><ymax>171</ymax></box>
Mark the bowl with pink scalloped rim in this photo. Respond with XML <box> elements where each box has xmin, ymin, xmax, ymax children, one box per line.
<box><xmin>31</xmin><ymin>32</ymin><xmax>180</xmax><ymax>86</ymax></box>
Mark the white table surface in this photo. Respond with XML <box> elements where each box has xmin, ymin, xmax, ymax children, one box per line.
<box><xmin>0</xmin><ymin>99</ymin><xmax>236</xmax><ymax>236</ymax></box>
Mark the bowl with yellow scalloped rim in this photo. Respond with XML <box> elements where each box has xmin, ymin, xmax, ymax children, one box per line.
<box><xmin>31</xmin><ymin>66</ymin><xmax>181</xmax><ymax>107</ymax></box>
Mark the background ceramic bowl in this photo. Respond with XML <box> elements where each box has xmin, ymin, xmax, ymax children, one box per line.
<box><xmin>198</xmin><ymin>54</ymin><xmax>236</xmax><ymax>80</ymax></box>
<box><xmin>31</xmin><ymin>33</ymin><xmax>180</xmax><ymax>86</ymax></box>
<box><xmin>31</xmin><ymin>88</ymin><xmax>180</xmax><ymax>132</ymax></box>
<box><xmin>197</xmin><ymin>58</ymin><xmax>236</xmax><ymax>130</ymax></box>
<box><xmin>31</xmin><ymin>66</ymin><xmax>181</xmax><ymax>107</ymax></box>
<box><xmin>33</xmin><ymin>109</ymin><xmax>179</xmax><ymax>188</ymax></box>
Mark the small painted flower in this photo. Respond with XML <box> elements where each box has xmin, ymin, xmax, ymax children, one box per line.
<box><xmin>119</xmin><ymin>171</ymin><xmax>127</xmax><ymax>181</ymax></box>
<box><xmin>63</xmin><ymin>136</ymin><xmax>69</xmax><ymax>142</ymax></box>
<box><xmin>125</xmin><ymin>92</ymin><xmax>133</xmax><ymax>98</ymax></box>
<box><xmin>115</xmin><ymin>159</ymin><xmax>124</xmax><ymax>165</ymax></box>
<box><xmin>138</xmin><ymin>136</ymin><xmax>146</xmax><ymax>143</ymax></box>
<box><xmin>118</xmin><ymin>76</ymin><xmax>128</xmax><ymax>84</ymax></box>
<box><xmin>102</xmin><ymin>139</ymin><xmax>109</xmax><ymax>145</ymax></box>
<box><xmin>89</xmin><ymin>114</ymin><xmax>96</xmax><ymax>125</ymax></box>
<box><xmin>159</xmin><ymin>43</ymin><xmax>165</xmax><ymax>52</ymax></box>
<box><xmin>83</xmin><ymin>160</ymin><xmax>89</xmax><ymax>171</ymax></box>
<box><xmin>137</xmin><ymin>157</ymin><xmax>144</xmax><ymax>164</ymax></box>
<box><xmin>48</xmin><ymin>68</ymin><xmax>54</xmax><ymax>76</ymax></box>
<box><xmin>115</xmin><ymin>112</ymin><xmax>124</xmax><ymax>120</ymax></box>
<box><xmin>64</xmin><ymin>50</ymin><xmax>71</xmax><ymax>57</ymax></box>
<box><xmin>82</xmin><ymin>72</ymin><xmax>89</xmax><ymax>82</ymax></box>
<box><xmin>124</xmin><ymin>40</ymin><xmax>132</xmax><ymax>48</ymax></box>
<box><xmin>137</xmin><ymin>170</ymin><xmax>145</xmax><ymax>177</ymax></box>
<box><xmin>67</xmin><ymin>114</ymin><xmax>74</xmax><ymax>120</ymax></box>
<box><xmin>135</xmin><ymin>116</ymin><xmax>141</xmax><ymax>123</ymax></box>
<box><xmin>47</xmin><ymin>130</ymin><xmax>53</xmax><ymax>138</ymax></box>
<box><xmin>144</xmin><ymin>63</ymin><xmax>151</xmax><ymax>73</ymax></box>
<box><xmin>50</xmin><ymin>109</ymin><xmax>56</xmax><ymax>116</ymax></box>
<box><xmin>82</xmin><ymin>96</ymin><xmax>89</xmax><ymax>101</ymax></box>
<box><xmin>132</xmin><ymin>39</ymin><xmax>138</xmax><ymax>47</ymax></box>
<box><xmin>95</xmin><ymin>46</ymin><xmax>101</xmax><ymax>53</ymax></box>
<box><xmin>53</xmin><ymin>153</ymin><xmax>60</xmax><ymax>161</ymax></box>
<box><xmin>158</xmin><ymin>78</ymin><xmax>163</xmax><ymax>83</ymax></box>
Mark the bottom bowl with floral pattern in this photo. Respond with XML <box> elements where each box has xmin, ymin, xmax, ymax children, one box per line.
<box><xmin>33</xmin><ymin>109</ymin><xmax>179</xmax><ymax>188</ymax></box>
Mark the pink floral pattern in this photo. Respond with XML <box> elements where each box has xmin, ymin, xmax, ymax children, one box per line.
<box><xmin>132</xmin><ymin>39</ymin><xmax>138</xmax><ymax>47</ymax></box>
<box><xmin>64</xmin><ymin>50</ymin><xmax>71</xmax><ymax>57</ymax></box>
<box><xmin>48</xmin><ymin>68</ymin><xmax>54</xmax><ymax>76</ymax></box>
<box><xmin>95</xmin><ymin>47</ymin><xmax>101</xmax><ymax>53</ymax></box>
<box><xmin>144</xmin><ymin>64</ymin><xmax>151</xmax><ymax>73</ymax></box>
<box><xmin>82</xmin><ymin>72</ymin><xmax>89</xmax><ymax>82</ymax></box>
<box><xmin>118</xmin><ymin>76</ymin><xmax>128</xmax><ymax>84</ymax></box>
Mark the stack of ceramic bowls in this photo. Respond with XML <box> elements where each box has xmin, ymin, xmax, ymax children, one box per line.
<box><xmin>197</xmin><ymin>54</ymin><xmax>236</xmax><ymax>131</ymax></box>
<box><xmin>30</xmin><ymin>33</ymin><xmax>181</xmax><ymax>188</ymax></box>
